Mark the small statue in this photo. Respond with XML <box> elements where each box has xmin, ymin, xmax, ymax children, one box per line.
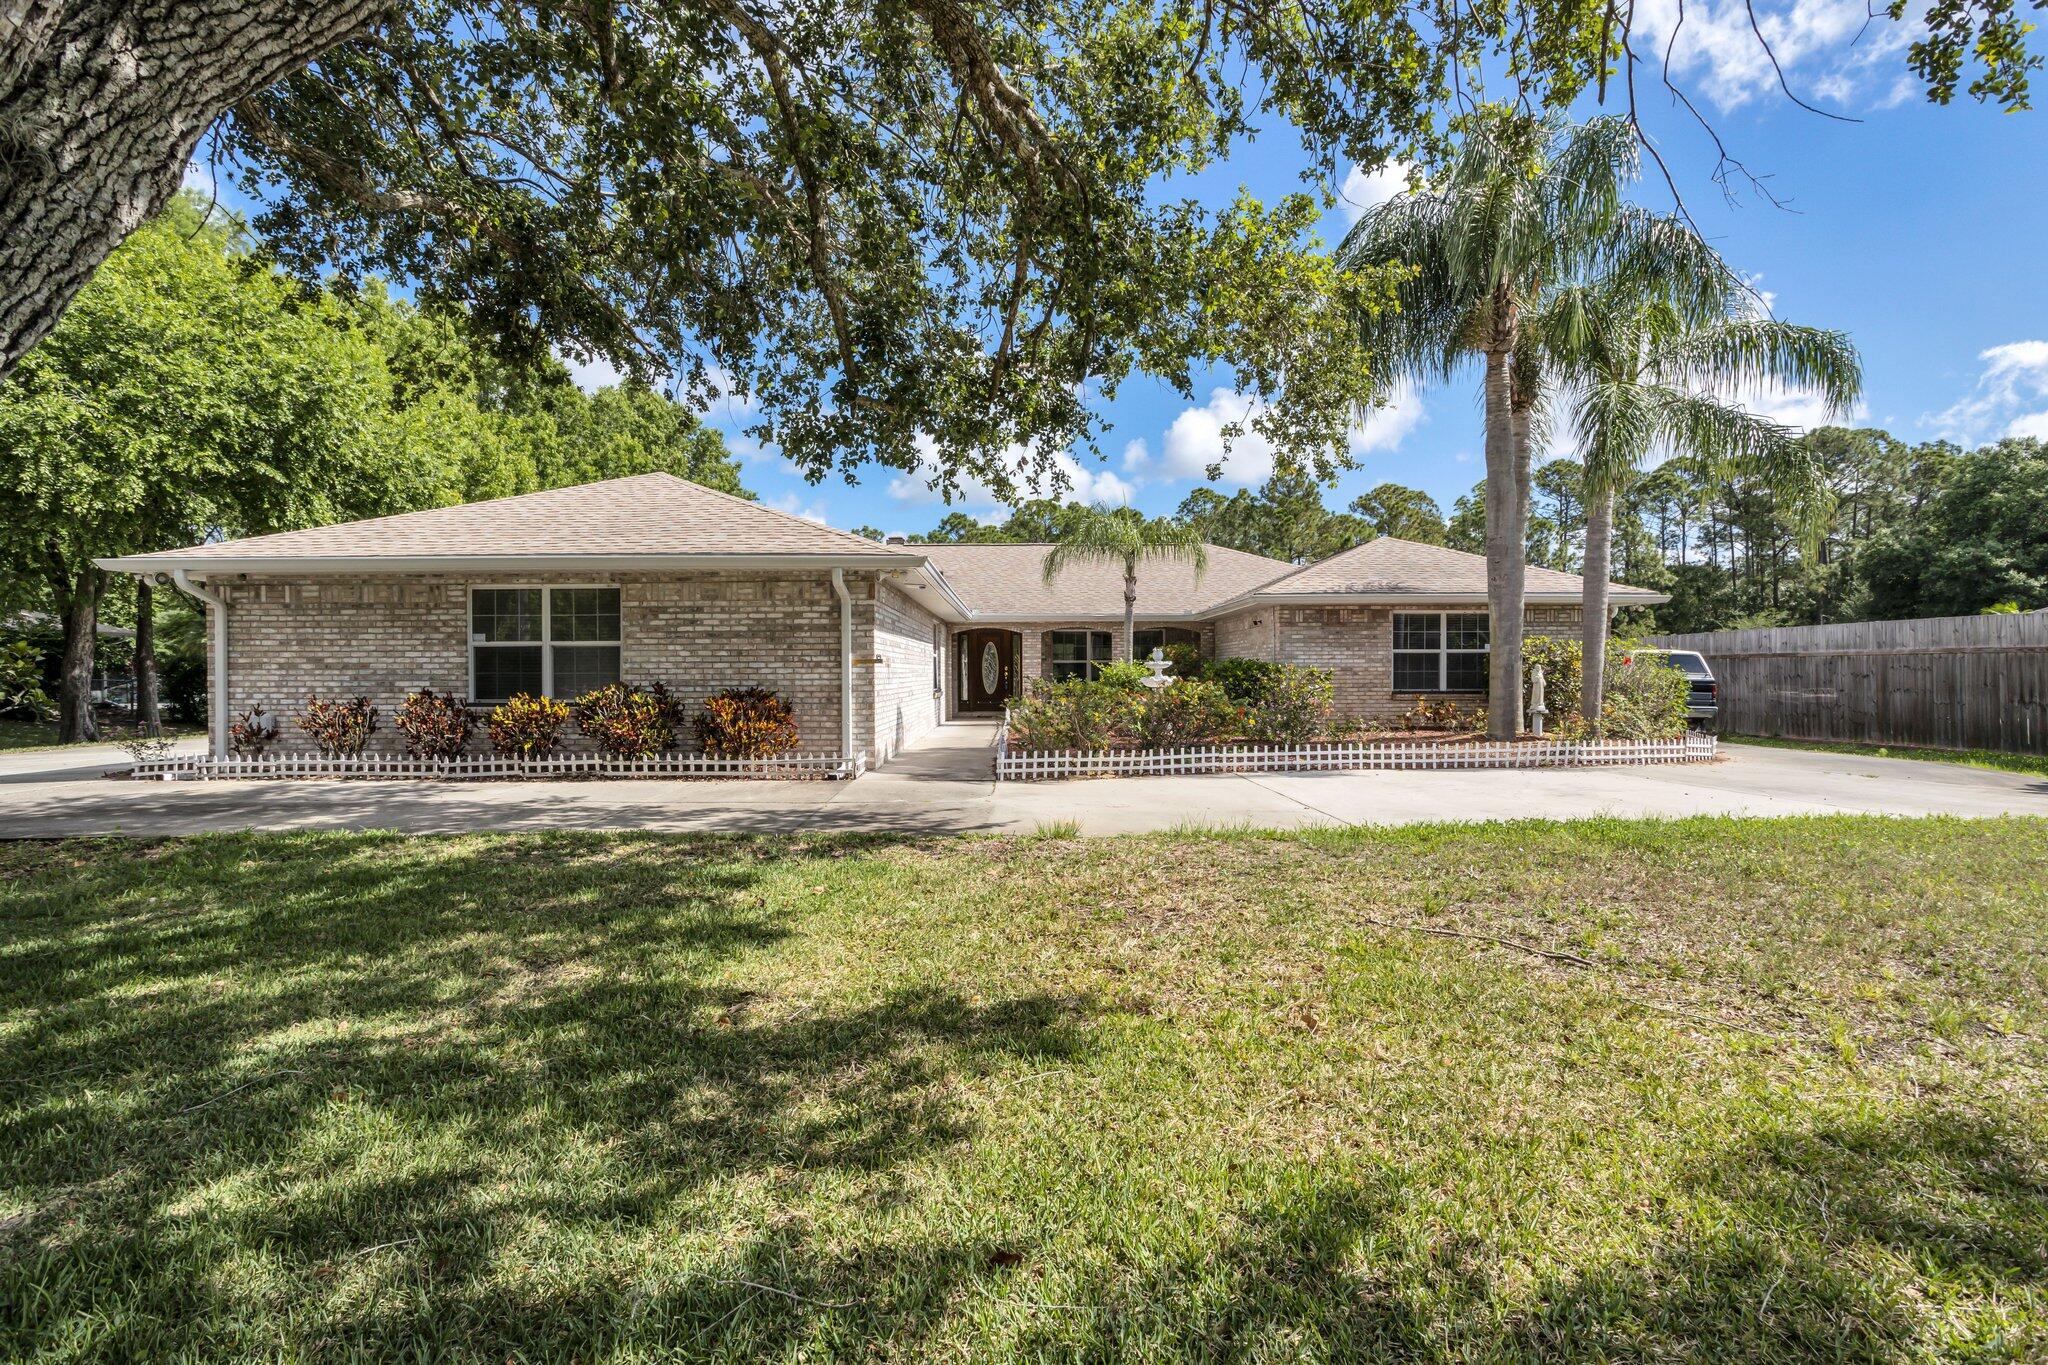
<box><xmin>1528</xmin><ymin>663</ymin><xmax>1549</xmax><ymax>738</ymax></box>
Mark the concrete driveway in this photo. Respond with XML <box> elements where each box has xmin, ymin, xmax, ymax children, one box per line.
<box><xmin>1</xmin><ymin>723</ymin><xmax>2043</xmax><ymax>837</ymax></box>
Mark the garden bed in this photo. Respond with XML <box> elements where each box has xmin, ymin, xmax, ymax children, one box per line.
<box><xmin>130</xmin><ymin>749</ymin><xmax>867</xmax><ymax>782</ymax></box>
<box><xmin>995</xmin><ymin>732</ymin><xmax>1715</xmax><ymax>780</ymax></box>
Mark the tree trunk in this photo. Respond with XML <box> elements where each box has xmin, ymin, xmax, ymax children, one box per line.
<box><xmin>1580</xmin><ymin>487</ymin><xmax>1613</xmax><ymax>727</ymax></box>
<box><xmin>133</xmin><ymin>575</ymin><xmax>160</xmax><ymax>731</ymax></box>
<box><xmin>0</xmin><ymin>1</ymin><xmax>383</xmax><ymax>378</ymax></box>
<box><xmin>1123</xmin><ymin>567</ymin><xmax>1137</xmax><ymax>663</ymax></box>
<box><xmin>54</xmin><ymin>568</ymin><xmax>105</xmax><ymax>743</ymax></box>
<box><xmin>1481</xmin><ymin>346</ymin><xmax>1524</xmax><ymax>740</ymax></box>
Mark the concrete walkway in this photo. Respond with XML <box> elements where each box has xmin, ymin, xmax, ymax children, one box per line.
<box><xmin>0</xmin><ymin>724</ymin><xmax>2042</xmax><ymax>837</ymax></box>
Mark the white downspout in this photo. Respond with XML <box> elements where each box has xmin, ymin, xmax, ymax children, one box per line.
<box><xmin>829</xmin><ymin>569</ymin><xmax>856</xmax><ymax>770</ymax></box>
<box><xmin>169</xmin><ymin>569</ymin><xmax>229</xmax><ymax>758</ymax></box>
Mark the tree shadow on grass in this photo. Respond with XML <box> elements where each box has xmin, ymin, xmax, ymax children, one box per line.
<box><xmin>0</xmin><ymin>832</ymin><xmax>1094</xmax><ymax>1358</ymax></box>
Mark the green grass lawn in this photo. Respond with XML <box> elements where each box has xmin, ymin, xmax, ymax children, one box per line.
<box><xmin>3</xmin><ymin>820</ymin><xmax>2044</xmax><ymax>1361</ymax></box>
<box><xmin>1725</xmin><ymin>733</ymin><xmax>2048</xmax><ymax>778</ymax></box>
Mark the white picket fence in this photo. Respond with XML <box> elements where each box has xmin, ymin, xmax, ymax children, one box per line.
<box><xmin>133</xmin><ymin>749</ymin><xmax>868</xmax><ymax>782</ymax></box>
<box><xmin>995</xmin><ymin>729</ymin><xmax>1715</xmax><ymax>780</ymax></box>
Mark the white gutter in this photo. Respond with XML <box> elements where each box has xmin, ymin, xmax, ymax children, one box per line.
<box><xmin>829</xmin><ymin>569</ymin><xmax>856</xmax><ymax>767</ymax></box>
<box><xmin>168</xmin><ymin>569</ymin><xmax>229</xmax><ymax>758</ymax></box>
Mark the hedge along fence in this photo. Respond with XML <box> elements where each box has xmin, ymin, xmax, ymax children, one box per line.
<box><xmin>995</xmin><ymin>723</ymin><xmax>1715</xmax><ymax>780</ymax></box>
<box><xmin>131</xmin><ymin>749</ymin><xmax>868</xmax><ymax>782</ymax></box>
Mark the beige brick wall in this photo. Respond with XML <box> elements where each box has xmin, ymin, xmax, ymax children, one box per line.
<box><xmin>869</xmin><ymin>582</ymin><xmax>944</xmax><ymax>761</ymax></box>
<box><xmin>210</xmin><ymin>570</ymin><xmax>877</xmax><ymax>756</ymax></box>
<box><xmin>1219</xmin><ymin>602</ymin><xmax>1582</xmax><ymax>722</ymax></box>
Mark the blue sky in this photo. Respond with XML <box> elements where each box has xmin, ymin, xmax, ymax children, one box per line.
<box><xmin>673</xmin><ymin>3</ymin><xmax>2048</xmax><ymax>535</ymax></box>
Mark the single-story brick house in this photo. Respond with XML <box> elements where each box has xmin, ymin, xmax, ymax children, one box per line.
<box><xmin>101</xmin><ymin>473</ymin><xmax>1665</xmax><ymax>762</ymax></box>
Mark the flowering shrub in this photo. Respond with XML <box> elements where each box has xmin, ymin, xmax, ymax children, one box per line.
<box><xmin>1008</xmin><ymin>678</ymin><xmax>1135</xmax><ymax>749</ymax></box>
<box><xmin>487</xmin><ymin>693</ymin><xmax>571</xmax><ymax>757</ymax></box>
<box><xmin>393</xmin><ymin>688</ymin><xmax>473</xmax><ymax>759</ymax></box>
<box><xmin>1240</xmin><ymin>664</ymin><xmax>1333</xmax><ymax>743</ymax></box>
<box><xmin>297</xmin><ymin>695</ymin><xmax>377</xmax><ymax>756</ymax></box>
<box><xmin>573</xmin><ymin>682</ymin><xmax>681</xmax><ymax>756</ymax></box>
<box><xmin>1132</xmin><ymin>680</ymin><xmax>1237</xmax><ymax>747</ymax></box>
<box><xmin>695</xmin><ymin>686</ymin><xmax>800</xmax><ymax>757</ymax></box>
<box><xmin>228</xmin><ymin>705</ymin><xmax>280</xmax><ymax>755</ymax></box>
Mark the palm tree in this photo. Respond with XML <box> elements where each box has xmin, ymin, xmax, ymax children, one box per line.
<box><xmin>1537</xmin><ymin>291</ymin><xmax>1861</xmax><ymax>720</ymax></box>
<box><xmin>1338</xmin><ymin>108</ymin><xmax>1730</xmax><ymax>737</ymax></box>
<box><xmin>1041</xmin><ymin>505</ymin><xmax>1208</xmax><ymax>665</ymax></box>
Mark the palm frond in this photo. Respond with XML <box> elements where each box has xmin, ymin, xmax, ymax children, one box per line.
<box><xmin>1650</xmin><ymin>319</ymin><xmax>1862</xmax><ymax>417</ymax></box>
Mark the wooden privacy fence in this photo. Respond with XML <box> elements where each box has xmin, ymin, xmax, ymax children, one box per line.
<box><xmin>1648</xmin><ymin>613</ymin><xmax>2048</xmax><ymax>754</ymax></box>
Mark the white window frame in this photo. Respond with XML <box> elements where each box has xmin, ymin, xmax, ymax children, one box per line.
<box><xmin>467</xmin><ymin>584</ymin><xmax>622</xmax><ymax>702</ymax></box>
<box><xmin>1392</xmin><ymin>610</ymin><xmax>1490</xmax><ymax>693</ymax></box>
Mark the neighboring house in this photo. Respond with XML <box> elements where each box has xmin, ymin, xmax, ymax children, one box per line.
<box><xmin>99</xmin><ymin>473</ymin><xmax>1665</xmax><ymax>761</ymax></box>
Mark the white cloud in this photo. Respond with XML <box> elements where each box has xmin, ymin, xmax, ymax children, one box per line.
<box><xmin>1119</xmin><ymin>438</ymin><xmax>1151</xmax><ymax>473</ymax></box>
<box><xmin>1352</xmin><ymin>380</ymin><xmax>1425</xmax><ymax>453</ymax></box>
<box><xmin>557</xmin><ymin>348</ymin><xmax>624</xmax><ymax>392</ymax></box>
<box><xmin>1932</xmin><ymin>340</ymin><xmax>2048</xmax><ymax>439</ymax></box>
<box><xmin>1730</xmin><ymin>376</ymin><xmax>1865</xmax><ymax>433</ymax></box>
<box><xmin>886</xmin><ymin>437</ymin><xmax>1135</xmax><ymax>509</ymax></box>
<box><xmin>700</xmin><ymin>364</ymin><xmax>760</xmax><ymax>424</ymax></box>
<box><xmin>2006</xmin><ymin>411</ymin><xmax>2048</xmax><ymax>441</ymax></box>
<box><xmin>1628</xmin><ymin>0</ymin><xmax>1917</xmax><ymax>113</ymax></box>
<box><xmin>1158</xmin><ymin>382</ymin><xmax>1427</xmax><ymax>486</ymax></box>
<box><xmin>766</xmin><ymin>491</ymin><xmax>831</xmax><ymax>525</ymax></box>
<box><xmin>1337</xmin><ymin>159</ymin><xmax>1415</xmax><ymax>225</ymax></box>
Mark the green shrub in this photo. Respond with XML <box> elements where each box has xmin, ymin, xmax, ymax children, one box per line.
<box><xmin>1520</xmin><ymin>635</ymin><xmax>1584</xmax><ymax>720</ymax></box>
<box><xmin>487</xmin><ymin>693</ymin><xmax>571</xmax><ymax>757</ymax></box>
<box><xmin>0</xmin><ymin>639</ymin><xmax>51</xmax><ymax>718</ymax></box>
<box><xmin>1094</xmin><ymin>660</ymin><xmax>1151</xmax><ymax>690</ymax></box>
<box><xmin>393</xmin><ymin>688</ymin><xmax>474</xmax><ymax>759</ymax></box>
<box><xmin>1604</xmin><ymin>652</ymin><xmax>1691</xmax><ymax>739</ymax></box>
<box><xmin>1160</xmin><ymin>641</ymin><xmax>1203</xmax><ymax>681</ymax></box>
<box><xmin>1241</xmin><ymin>664</ymin><xmax>1333</xmax><ymax>743</ymax></box>
<box><xmin>695</xmin><ymin>686</ymin><xmax>801</xmax><ymax>757</ymax></box>
<box><xmin>297</xmin><ymin>695</ymin><xmax>377</xmax><ymax>756</ymax></box>
<box><xmin>573</xmin><ymin>682</ymin><xmax>682</xmax><ymax>757</ymax></box>
<box><xmin>1008</xmin><ymin>678</ymin><xmax>1134</xmax><ymax>749</ymax></box>
<box><xmin>1133</xmin><ymin>680</ymin><xmax>1239</xmax><ymax>747</ymax></box>
<box><xmin>1206</xmin><ymin>657</ymin><xmax>1282</xmax><ymax>705</ymax></box>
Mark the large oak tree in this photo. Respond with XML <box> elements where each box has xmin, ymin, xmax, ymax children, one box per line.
<box><xmin>1</xmin><ymin>0</ymin><xmax>2035</xmax><ymax>490</ymax></box>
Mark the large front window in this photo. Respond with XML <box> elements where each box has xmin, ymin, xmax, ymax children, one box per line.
<box><xmin>1133</xmin><ymin>626</ymin><xmax>1202</xmax><ymax>660</ymax></box>
<box><xmin>470</xmin><ymin>587</ymin><xmax>622</xmax><ymax>702</ymax></box>
<box><xmin>1392</xmin><ymin>611</ymin><xmax>1489</xmax><ymax>692</ymax></box>
<box><xmin>1048</xmin><ymin>629</ymin><xmax>1114</xmax><ymax>682</ymax></box>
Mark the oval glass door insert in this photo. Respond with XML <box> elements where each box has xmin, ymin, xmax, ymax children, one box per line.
<box><xmin>980</xmin><ymin>641</ymin><xmax>1000</xmax><ymax>694</ymax></box>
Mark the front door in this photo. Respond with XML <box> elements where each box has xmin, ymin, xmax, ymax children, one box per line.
<box><xmin>957</xmin><ymin>629</ymin><xmax>1019</xmax><ymax>712</ymax></box>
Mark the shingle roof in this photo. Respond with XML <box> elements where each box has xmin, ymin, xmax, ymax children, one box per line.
<box><xmin>1252</xmin><ymin>536</ymin><xmax>1662</xmax><ymax>601</ymax></box>
<box><xmin>121</xmin><ymin>473</ymin><xmax>906</xmax><ymax>563</ymax></box>
<box><xmin>915</xmin><ymin>542</ymin><xmax>1296</xmax><ymax>618</ymax></box>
